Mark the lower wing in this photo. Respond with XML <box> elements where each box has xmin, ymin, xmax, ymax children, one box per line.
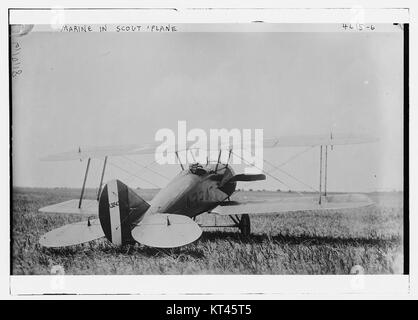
<box><xmin>39</xmin><ymin>199</ymin><xmax>98</xmax><ymax>216</ymax></box>
<box><xmin>212</xmin><ymin>193</ymin><xmax>374</xmax><ymax>216</ymax></box>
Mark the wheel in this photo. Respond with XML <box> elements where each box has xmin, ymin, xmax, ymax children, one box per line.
<box><xmin>239</xmin><ymin>214</ymin><xmax>251</xmax><ymax>237</ymax></box>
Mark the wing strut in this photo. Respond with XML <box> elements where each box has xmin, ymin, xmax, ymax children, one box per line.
<box><xmin>225</xmin><ymin>148</ymin><xmax>233</xmax><ymax>169</ymax></box>
<box><xmin>175</xmin><ymin>151</ymin><xmax>184</xmax><ymax>170</ymax></box>
<box><xmin>324</xmin><ymin>145</ymin><xmax>328</xmax><ymax>196</ymax></box>
<box><xmin>319</xmin><ymin>146</ymin><xmax>323</xmax><ymax>204</ymax></box>
<box><xmin>188</xmin><ymin>149</ymin><xmax>196</xmax><ymax>162</ymax></box>
<box><xmin>318</xmin><ymin>145</ymin><xmax>330</xmax><ymax>203</ymax></box>
<box><xmin>96</xmin><ymin>156</ymin><xmax>108</xmax><ymax>201</ymax></box>
<box><xmin>78</xmin><ymin>157</ymin><xmax>91</xmax><ymax>208</ymax></box>
<box><xmin>214</xmin><ymin>149</ymin><xmax>222</xmax><ymax>173</ymax></box>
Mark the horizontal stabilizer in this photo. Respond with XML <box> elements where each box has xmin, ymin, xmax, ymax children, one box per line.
<box><xmin>131</xmin><ymin>214</ymin><xmax>202</xmax><ymax>248</ymax></box>
<box><xmin>219</xmin><ymin>173</ymin><xmax>266</xmax><ymax>187</ymax></box>
<box><xmin>213</xmin><ymin>193</ymin><xmax>374</xmax><ymax>216</ymax></box>
<box><xmin>39</xmin><ymin>199</ymin><xmax>98</xmax><ymax>216</ymax></box>
<box><xmin>229</xmin><ymin>173</ymin><xmax>266</xmax><ymax>182</ymax></box>
<box><xmin>39</xmin><ymin>219</ymin><xmax>104</xmax><ymax>247</ymax></box>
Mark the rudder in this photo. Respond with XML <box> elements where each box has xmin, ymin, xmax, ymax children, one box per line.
<box><xmin>99</xmin><ymin>179</ymin><xmax>150</xmax><ymax>245</ymax></box>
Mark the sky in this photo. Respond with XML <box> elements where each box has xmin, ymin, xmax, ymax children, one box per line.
<box><xmin>11</xmin><ymin>24</ymin><xmax>404</xmax><ymax>192</ymax></box>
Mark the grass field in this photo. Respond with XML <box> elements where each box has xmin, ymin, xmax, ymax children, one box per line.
<box><xmin>11</xmin><ymin>187</ymin><xmax>404</xmax><ymax>275</ymax></box>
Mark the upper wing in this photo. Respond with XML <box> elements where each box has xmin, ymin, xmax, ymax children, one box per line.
<box><xmin>212</xmin><ymin>193</ymin><xmax>374</xmax><ymax>216</ymax></box>
<box><xmin>263</xmin><ymin>134</ymin><xmax>378</xmax><ymax>148</ymax></box>
<box><xmin>40</xmin><ymin>144</ymin><xmax>159</xmax><ymax>161</ymax></box>
<box><xmin>40</xmin><ymin>134</ymin><xmax>377</xmax><ymax>161</ymax></box>
<box><xmin>39</xmin><ymin>199</ymin><xmax>98</xmax><ymax>216</ymax></box>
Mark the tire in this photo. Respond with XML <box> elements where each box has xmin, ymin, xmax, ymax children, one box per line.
<box><xmin>239</xmin><ymin>214</ymin><xmax>251</xmax><ymax>237</ymax></box>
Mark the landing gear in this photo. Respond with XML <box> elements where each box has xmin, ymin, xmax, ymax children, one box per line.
<box><xmin>202</xmin><ymin>213</ymin><xmax>251</xmax><ymax>237</ymax></box>
<box><xmin>239</xmin><ymin>214</ymin><xmax>251</xmax><ymax>237</ymax></box>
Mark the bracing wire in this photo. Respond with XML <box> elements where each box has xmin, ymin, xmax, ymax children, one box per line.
<box><xmin>243</xmin><ymin>146</ymin><xmax>318</xmax><ymax>193</ymax></box>
<box><xmin>122</xmin><ymin>156</ymin><xmax>170</xmax><ymax>181</ymax></box>
<box><xmin>263</xmin><ymin>158</ymin><xmax>318</xmax><ymax>193</ymax></box>
<box><xmin>274</xmin><ymin>146</ymin><xmax>315</xmax><ymax>168</ymax></box>
<box><xmin>230</xmin><ymin>150</ymin><xmax>305</xmax><ymax>196</ymax></box>
<box><xmin>108</xmin><ymin>161</ymin><xmax>161</xmax><ymax>189</ymax></box>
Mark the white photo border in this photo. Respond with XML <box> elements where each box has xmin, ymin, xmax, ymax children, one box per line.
<box><xmin>3</xmin><ymin>2</ymin><xmax>413</xmax><ymax>298</ymax></box>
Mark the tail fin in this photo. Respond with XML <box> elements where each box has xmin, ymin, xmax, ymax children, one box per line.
<box><xmin>99</xmin><ymin>179</ymin><xmax>150</xmax><ymax>245</ymax></box>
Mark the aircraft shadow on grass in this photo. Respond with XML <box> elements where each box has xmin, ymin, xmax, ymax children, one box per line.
<box><xmin>199</xmin><ymin>231</ymin><xmax>401</xmax><ymax>247</ymax></box>
<box><xmin>42</xmin><ymin>230</ymin><xmax>400</xmax><ymax>260</ymax></box>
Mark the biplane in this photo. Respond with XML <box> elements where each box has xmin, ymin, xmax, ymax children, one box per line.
<box><xmin>38</xmin><ymin>134</ymin><xmax>376</xmax><ymax>248</ymax></box>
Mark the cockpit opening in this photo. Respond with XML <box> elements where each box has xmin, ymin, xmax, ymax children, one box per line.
<box><xmin>188</xmin><ymin>163</ymin><xmax>208</xmax><ymax>176</ymax></box>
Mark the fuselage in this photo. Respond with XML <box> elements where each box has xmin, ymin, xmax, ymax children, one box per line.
<box><xmin>145</xmin><ymin>163</ymin><xmax>236</xmax><ymax>218</ymax></box>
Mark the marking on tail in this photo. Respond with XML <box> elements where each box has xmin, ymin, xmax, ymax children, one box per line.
<box><xmin>108</xmin><ymin>179</ymin><xmax>122</xmax><ymax>245</ymax></box>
